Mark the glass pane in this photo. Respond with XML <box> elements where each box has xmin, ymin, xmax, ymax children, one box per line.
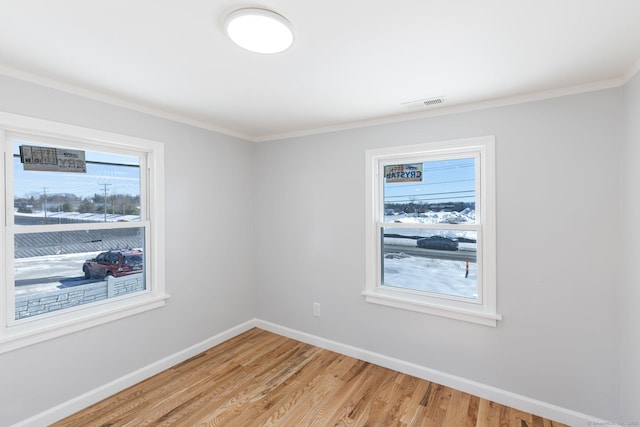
<box><xmin>14</xmin><ymin>227</ymin><xmax>146</xmax><ymax>320</ymax></box>
<box><xmin>383</xmin><ymin>157</ymin><xmax>475</xmax><ymax>224</ymax></box>
<box><xmin>382</xmin><ymin>227</ymin><xmax>478</xmax><ymax>299</ymax></box>
<box><xmin>12</xmin><ymin>140</ymin><xmax>141</xmax><ymax>225</ymax></box>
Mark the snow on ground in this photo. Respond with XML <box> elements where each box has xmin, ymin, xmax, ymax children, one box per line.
<box><xmin>13</xmin><ymin>252</ymin><xmax>99</xmax><ymax>296</ymax></box>
<box><xmin>386</xmin><ymin>207</ymin><xmax>475</xmax><ymax>224</ymax></box>
<box><xmin>385</xmin><ymin>209</ymin><xmax>476</xmax><ymax>240</ymax></box>
<box><xmin>383</xmin><ymin>209</ymin><xmax>478</xmax><ymax>299</ymax></box>
<box><xmin>14</xmin><ymin>252</ymin><xmax>96</xmax><ymax>280</ymax></box>
<box><xmin>383</xmin><ymin>253</ymin><xmax>477</xmax><ymax>299</ymax></box>
<box><xmin>14</xmin><ymin>211</ymin><xmax>141</xmax><ymax>222</ymax></box>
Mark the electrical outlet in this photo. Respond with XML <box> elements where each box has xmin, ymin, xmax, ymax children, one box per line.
<box><xmin>313</xmin><ymin>302</ymin><xmax>321</xmax><ymax>317</ymax></box>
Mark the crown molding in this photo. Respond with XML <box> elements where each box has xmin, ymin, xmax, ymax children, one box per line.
<box><xmin>1</xmin><ymin>62</ymin><xmax>636</xmax><ymax>143</ymax></box>
<box><xmin>0</xmin><ymin>65</ymin><xmax>252</xmax><ymax>141</ymax></box>
<box><xmin>254</xmin><ymin>77</ymin><xmax>625</xmax><ymax>142</ymax></box>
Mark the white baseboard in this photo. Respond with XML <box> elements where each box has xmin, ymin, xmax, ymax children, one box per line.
<box><xmin>255</xmin><ymin>319</ymin><xmax>612</xmax><ymax>427</ymax></box>
<box><xmin>15</xmin><ymin>318</ymin><xmax>612</xmax><ymax>427</ymax></box>
<box><xmin>11</xmin><ymin>319</ymin><xmax>257</xmax><ymax>427</ymax></box>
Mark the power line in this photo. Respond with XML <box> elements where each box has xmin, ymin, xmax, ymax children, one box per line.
<box><xmin>385</xmin><ymin>162</ymin><xmax>474</xmax><ymax>173</ymax></box>
<box><xmin>384</xmin><ymin>190</ymin><xmax>475</xmax><ymax>199</ymax></box>
<box><xmin>385</xmin><ymin>178</ymin><xmax>475</xmax><ymax>188</ymax></box>
<box><xmin>421</xmin><ymin>163</ymin><xmax>474</xmax><ymax>171</ymax></box>
<box><xmin>12</xmin><ymin>153</ymin><xmax>139</xmax><ymax>168</ymax></box>
<box><xmin>385</xmin><ymin>194</ymin><xmax>476</xmax><ymax>203</ymax></box>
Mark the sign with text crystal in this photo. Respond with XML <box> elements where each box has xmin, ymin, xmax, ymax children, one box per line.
<box><xmin>384</xmin><ymin>163</ymin><xmax>423</xmax><ymax>183</ymax></box>
<box><xmin>20</xmin><ymin>145</ymin><xmax>86</xmax><ymax>173</ymax></box>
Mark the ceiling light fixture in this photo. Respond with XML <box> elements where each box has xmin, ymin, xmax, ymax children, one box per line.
<box><xmin>224</xmin><ymin>8</ymin><xmax>294</xmax><ymax>54</ymax></box>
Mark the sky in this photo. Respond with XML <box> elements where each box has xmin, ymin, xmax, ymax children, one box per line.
<box><xmin>12</xmin><ymin>141</ymin><xmax>141</xmax><ymax>199</ymax></box>
<box><xmin>383</xmin><ymin>157</ymin><xmax>475</xmax><ymax>205</ymax></box>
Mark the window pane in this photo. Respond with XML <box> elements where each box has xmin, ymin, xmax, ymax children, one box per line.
<box><xmin>12</xmin><ymin>141</ymin><xmax>141</xmax><ymax>225</ymax></box>
<box><xmin>383</xmin><ymin>157</ymin><xmax>475</xmax><ymax>224</ymax></box>
<box><xmin>14</xmin><ymin>227</ymin><xmax>146</xmax><ymax>320</ymax></box>
<box><xmin>381</xmin><ymin>227</ymin><xmax>477</xmax><ymax>299</ymax></box>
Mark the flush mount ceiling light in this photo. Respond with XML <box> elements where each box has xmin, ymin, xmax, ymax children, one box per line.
<box><xmin>224</xmin><ymin>8</ymin><xmax>294</xmax><ymax>54</ymax></box>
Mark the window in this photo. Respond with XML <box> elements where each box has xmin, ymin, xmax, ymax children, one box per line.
<box><xmin>364</xmin><ymin>136</ymin><xmax>500</xmax><ymax>326</ymax></box>
<box><xmin>1</xmin><ymin>112</ymin><xmax>167</xmax><ymax>353</ymax></box>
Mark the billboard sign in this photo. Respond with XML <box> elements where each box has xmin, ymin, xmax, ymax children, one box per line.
<box><xmin>20</xmin><ymin>145</ymin><xmax>87</xmax><ymax>173</ymax></box>
<box><xmin>384</xmin><ymin>163</ymin><xmax>423</xmax><ymax>183</ymax></box>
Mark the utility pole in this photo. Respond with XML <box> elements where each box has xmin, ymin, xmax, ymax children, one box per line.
<box><xmin>42</xmin><ymin>187</ymin><xmax>48</xmax><ymax>218</ymax></box>
<box><xmin>98</xmin><ymin>183</ymin><xmax>112</xmax><ymax>222</ymax></box>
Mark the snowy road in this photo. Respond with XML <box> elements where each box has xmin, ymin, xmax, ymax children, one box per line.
<box><xmin>13</xmin><ymin>252</ymin><xmax>102</xmax><ymax>296</ymax></box>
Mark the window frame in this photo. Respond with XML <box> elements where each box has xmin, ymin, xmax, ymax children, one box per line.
<box><xmin>0</xmin><ymin>112</ymin><xmax>168</xmax><ymax>353</ymax></box>
<box><xmin>364</xmin><ymin>136</ymin><xmax>500</xmax><ymax>326</ymax></box>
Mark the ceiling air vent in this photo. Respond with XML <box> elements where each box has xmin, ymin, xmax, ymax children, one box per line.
<box><xmin>402</xmin><ymin>96</ymin><xmax>446</xmax><ymax>109</ymax></box>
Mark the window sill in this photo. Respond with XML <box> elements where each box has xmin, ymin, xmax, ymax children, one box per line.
<box><xmin>362</xmin><ymin>289</ymin><xmax>501</xmax><ymax>327</ymax></box>
<box><xmin>1</xmin><ymin>293</ymin><xmax>170</xmax><ymax>354</ymax></box>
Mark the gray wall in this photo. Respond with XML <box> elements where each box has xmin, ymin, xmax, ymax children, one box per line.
<box><xmin>254</xmin><ymin>88</ymin><xmax>624</xmax><ymax>420</ymax></box>
<box><xmin>621</xmin><ymin>72</ymin><xmax>640</xmax><ymax>422</ymax></box>
<box><xmin>0</xmin><ymin>76</ymin><xmax>256</xmax><ymax>426</ymax></box>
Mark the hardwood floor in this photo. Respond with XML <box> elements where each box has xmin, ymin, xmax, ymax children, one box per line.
<box><xmin>53</xmin><ymin>328</ymin><xmax>568</xmax><ymax>426</ymax></box>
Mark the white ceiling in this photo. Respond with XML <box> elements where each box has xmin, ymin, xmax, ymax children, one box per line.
<box><xmin>0</xmin><ymin>1</ymin><xmax>639</xmax><ymax>141</ymax></box>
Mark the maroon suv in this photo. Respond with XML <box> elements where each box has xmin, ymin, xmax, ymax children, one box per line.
<box><xmin>82</xmin><ymin>250</ymin><xmax>144</xmax><ymax>279</ymax></box>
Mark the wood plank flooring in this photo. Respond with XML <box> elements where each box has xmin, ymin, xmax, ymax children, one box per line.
<box><xmin>52</xmin><ymin>328</ymin><xmax>568</xmax><ymax>427</ymax></box>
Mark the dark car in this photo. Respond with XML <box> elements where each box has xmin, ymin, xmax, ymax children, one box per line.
<box><xmin>83</xmin><ymin>249</ymin><xmax>144</xmax><ymax>279</ymax></box>
<box><xmin>416</xmin><ymin>236</ymin><xmax>459</xmax><ymax>251</ymax></box>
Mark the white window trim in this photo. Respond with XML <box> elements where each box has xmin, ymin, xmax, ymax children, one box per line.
<box><xmin>363</xmin><ymin>135</ymin><xmax>501</xmax><ymax>327</ymax></box>
<box><xmin>0</xmin><ymin>112</ymin><xmax>168</xmax><ymax>353</ymax></box>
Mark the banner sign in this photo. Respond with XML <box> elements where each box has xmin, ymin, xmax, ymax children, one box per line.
<box><xmin>20</xmin><ymin>145</ymin><xmax>87</xmax><ymax>173</ymax></box>
<box><xmin>384</xmin><ymin>163</ymin><xmax>423</xmax><ymax>183</ymax></box>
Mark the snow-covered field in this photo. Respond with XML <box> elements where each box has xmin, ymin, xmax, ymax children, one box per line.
<box><xmin>383</xmin><ymin>252</ymin><xmax>477</xmax><ymax>299</ymax></box>
<box><xmin>387</xmin><ymin>207</ymin><xmax>475</xmax><ymax>224</ymax></box>
<box><xmin>14</xmin><ymin>252</ymin><xmax>91</xmax><ymax>279</ymax></box>
<box><xmin>385</xmin><ymin>208</ymin><xmax>476</xmax><ymax>239</ymax></box>
<box><xmin>382</xmin><ymin>209</ymin><xmax>478</xmax><ymax>299</ymax></box>
<box><xmin>13</xmin><ymin>252</ymin><xmax>97</xmax><ymax>296</ymax></box>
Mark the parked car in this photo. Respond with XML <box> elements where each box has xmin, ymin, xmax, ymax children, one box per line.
<box><xmin>416</xmin><ymin>236</ymin><xmax>459</xmax><ymax>251</ymax></box>
<box><xmin>83</xmin><ymin>249</ymin><xmax>143</xmax><ymax>279</ymax></box>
